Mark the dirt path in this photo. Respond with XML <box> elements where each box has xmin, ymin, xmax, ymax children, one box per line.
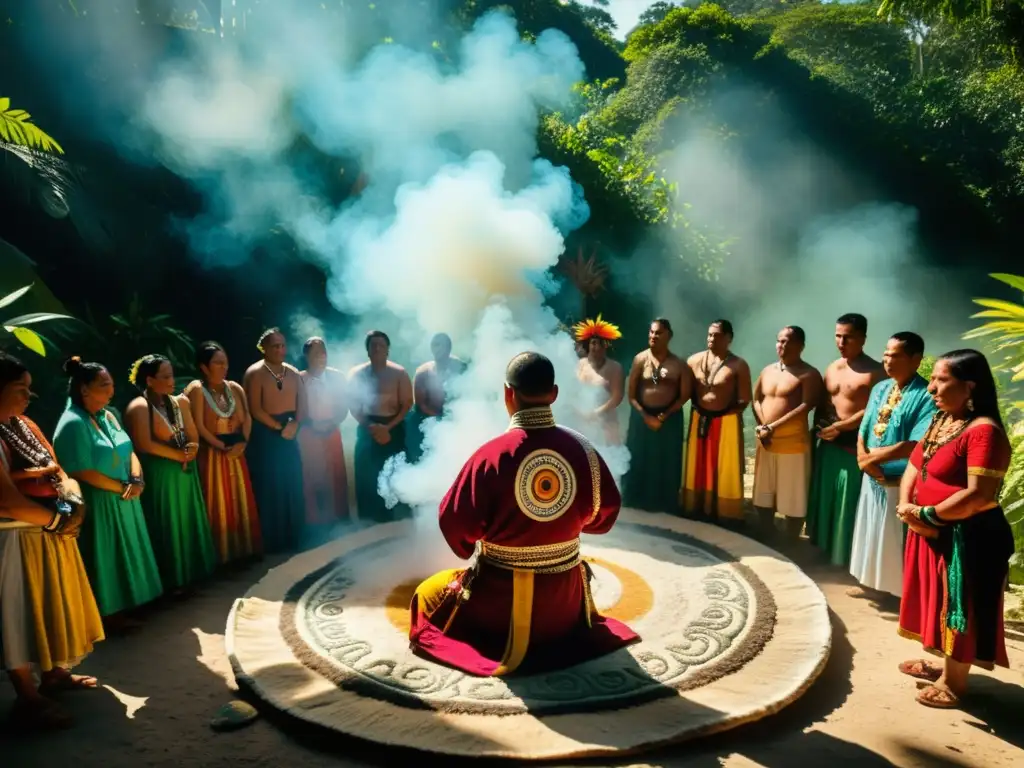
<box><xmin>2</xmin><ymin>534</ymin><xmax>1022</xmax><ymax>768</ymax></box>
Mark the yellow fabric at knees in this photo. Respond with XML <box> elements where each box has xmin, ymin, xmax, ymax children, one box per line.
<box><xmin>415</xmin><ymin>568</ymin><xmax>462</xmax><ymax>619</ymax></box>
<box><xmin>716</xmin><ymin>414</ymin><xmax>745</xmax><ymax>519</ymax></box>
<box><xmin>19</xmin><ymin>530</ymin><xmax>104</xmax><ymax>672</ymax></box>
<box><xmin>683</xmin><ymin>417</ymin><xmax>700</xmax><ymax>492</ymax></box>
<box><xmin>493</xmin><ymin>570</ymin><xmax>534</xmax><ymax>676</ymax></box>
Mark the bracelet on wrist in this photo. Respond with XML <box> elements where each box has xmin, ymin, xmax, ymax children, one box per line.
<box><xmin>42</xmin><ymin>511</ymin><xmax>63</xmax><ymax>533</ymax></box>
<box><xmin>920</xmin><ymin>506</ymin><xmax>945</xmax><ymax>528</ymax></box>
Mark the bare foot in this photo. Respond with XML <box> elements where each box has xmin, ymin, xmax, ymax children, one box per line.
<box><xmin>39</xmin><ymin>669</ymin><xmax>99</xmax><ymax>696</ymax></box>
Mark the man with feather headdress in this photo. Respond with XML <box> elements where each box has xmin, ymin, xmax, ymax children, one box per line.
<box><xmin>573</xmin><ymin>316</ymin><xmax>625</xmax><ymax>444</ymax></box>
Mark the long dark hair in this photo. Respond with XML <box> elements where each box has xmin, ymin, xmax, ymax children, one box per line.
<box><xmin>63</xmin><ymin>356</ymin><xmax>108</xmax><ymax>408</ymax></box>
<box><xmin>0</xmin><ymin>351</ymin><xmax>28</xmax><ymax>390</ymax></box>
<box><xmin>196</xmin><ymin>341</ymin><xmax>225</xmax><ymax>376</ymax></box>
<box><xmin>938</xmin><ymin>349</ymin><xmax>1004</xmax><ymax>430</ymax></box>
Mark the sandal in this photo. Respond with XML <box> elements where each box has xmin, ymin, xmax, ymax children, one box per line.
<box><xmin>898</xmin><ymin>659</ymin><xmax>942</xmax><ymax>682</ymax></box>
<box><xmin>916</xmin><ymin>684</ymin><xmax>961</xmax><ymax>709</ymax></box>
<box><xmin>39</xmin><ymin>671</ymin><xmax>99</xmax><ymax>696</ymax></box>
<box><xmin>9</xmin><ymin>697</ymin><xmax>73</xmax><ymax>730</ymax></box>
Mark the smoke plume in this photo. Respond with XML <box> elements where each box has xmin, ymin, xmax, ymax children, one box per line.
<box><xmin>33</xmin><ymin>5</ymin><xmax>631</xmax><ymax>530</ymax></box>
<box><xmin>623</xmin><ymin>86</ymin><xmax>969</xmax><ymax>375</ymax></box>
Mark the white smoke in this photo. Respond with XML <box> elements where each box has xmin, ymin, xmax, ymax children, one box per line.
<box><xmin>109</xmin><ymin>6</ymin><xmax>631</xmax><ymax>524</ymax></box>
<box><xmin>626</xmin><ymin>86</ymin><xmax>969</xmax><ymax>373</ymax></box>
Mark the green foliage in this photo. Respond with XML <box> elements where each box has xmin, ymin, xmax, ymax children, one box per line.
<box><xmin>0</xmin><ymin>97</ymin><xmax>63</xmax><ymax>153</ymax></box>
<box><xmin>106</xmin><ymin>293</ymin><xmax>196</xmax><ymax>385</ymax></box>
<box><xmin>964</xmin><ymin>273</ymin><xmax>1024</xmax><ymax>382</ymax></box>
<box><xmin>961</xmin><ymin>273</ymin><xmax>1024</xmax><ymax>580</ymax></box>
<box><xmin>0</xmin><ymin>285</ymin><xmax>74</xmax><ymax>358</ymax></box>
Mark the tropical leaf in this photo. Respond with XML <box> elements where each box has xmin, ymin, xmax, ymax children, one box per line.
<box><xmin>3</xmin><ymin>326</ymin><xmax>46</xmax><ymax>356</ymax></box>
<box><xmin>0</xmin><ymin>285</ymin><xmax>32</xmax><ymax>311</ymax></box>
<box><xmin>0</xmin><ymin>98</ymin><xmax>64</xmax><ymax>154</ymax></box>
<box><xmin>2</xmin><ymin>311</ymin><xmax>74</xmax><ymax>326</ymax></box>
<box><xmin>970</xmin><ymin>298</ymin><xmax>1024</xmax><ymax>317</ymax></box>
<box><xmin>990</xmin><ymin>273</ymin><xmax>1024</xmax><ymax>293</ymax></box>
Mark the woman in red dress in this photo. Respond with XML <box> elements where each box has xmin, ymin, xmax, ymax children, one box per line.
<box><xmin>895</xmin><ymin>349</ymin><xmax>1014</xmax><ymax>709</ymax></box>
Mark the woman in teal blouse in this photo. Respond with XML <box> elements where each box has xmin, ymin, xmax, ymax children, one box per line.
<box><xmin>52</xmin><ymin>357</ymin><xmax>163</xmax><ymax>625</ymax></box>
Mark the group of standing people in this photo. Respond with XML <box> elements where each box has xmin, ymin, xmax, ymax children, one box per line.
<box><xmin>0</xmin><ymin>324</ymin><xmax>466</xmax><ymax>730</ymax></box>
<box><xmin>574</xmin><ymin>312</ymin><xmax>1015</xmax><ymax>710</ymax></box>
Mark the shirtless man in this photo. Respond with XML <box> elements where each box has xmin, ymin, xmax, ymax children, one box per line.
<box><xmin>243</xmin><ymin>328</ymin><xmax>307</xmax><ymax>552</ymax></box>
<box><xmin>683</xmin><ymin>319</ymin><xmax>752</xmax><ymax>524</ymax></box>
<box><xmin>348</xmin><ymin>330</ymin><xmax>413</xmax><ymax>522</ymax></box>
<box><xmin>806</xmin><ymin>313</ymin><xmax>887</xmax><ymax>565</ymax></box>
<box><xmin>409</xmin><ymin>333</ymin><xmax>466</xmax><ymax>461</ymax></box>
<box><xmin>752</xmin><ymin>326</ymin><xmax>822</xmax><ymax>539</ymax></box>
<box><xmin>622</xmin><ymin>318</ymin><xmax>692</xmax><ymax>514</ymax></box>
<box><xmin>576</xmin><ymin>332</ymin><xmax>625</xmax><ymax>444</ymax></box>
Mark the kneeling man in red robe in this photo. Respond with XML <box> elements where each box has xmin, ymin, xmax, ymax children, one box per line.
<box><xmin>408</xmin><ymin>351</ymin><xmax>640</xmax><ymax>676</ymax></box>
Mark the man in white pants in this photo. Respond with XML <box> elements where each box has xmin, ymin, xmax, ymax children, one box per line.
<box><xmin>752</xmin><ymin>326</ymin><xmax>822</xmax><ymax>539</ymax></box>
<box><xmin>849</xmin><ymin>332</ymin><xmax>936</xmax><ymax>598</ymax></box>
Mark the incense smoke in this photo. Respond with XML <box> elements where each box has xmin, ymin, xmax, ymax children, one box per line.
<box><xmin>618</xmin><ymin>85</ymin><xmax>970</xmax><ymax>375</ymax></box>
<box><xmin>31</xmin><ymin>5</ymin><xmax>631</xmax><ymax>534</ymax></box>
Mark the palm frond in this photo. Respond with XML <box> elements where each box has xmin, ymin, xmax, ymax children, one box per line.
<box><xmin>0</xmin><ymin>98</ymin><xmax>63</xmax><ymax>153</ymax></box>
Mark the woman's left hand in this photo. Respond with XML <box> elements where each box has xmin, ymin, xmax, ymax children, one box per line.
<box><xmin>896</xmin><ymin>503</ymin><xmax>920</xmax><ymax>522</ymax></box>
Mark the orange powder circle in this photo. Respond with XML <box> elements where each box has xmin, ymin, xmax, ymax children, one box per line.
<box><xmin>383</xmin><ymin>556</ymin><xmax>653</xmax><ymax>635</ymax></box>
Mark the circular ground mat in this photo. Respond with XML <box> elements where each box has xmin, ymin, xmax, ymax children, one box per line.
<box><xmin>226</xmin><ymin>509</ymin><xmax>831</xmax><ymax>760</ymax></box>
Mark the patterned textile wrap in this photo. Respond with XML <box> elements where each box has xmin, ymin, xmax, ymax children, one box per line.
<box><xmin>0</xmin><ymin>420</ymin><xmax>104</xmax><ymax>671</ymax></box>
<box><xmin>409</xmin><ymin>406</ymin><xmax>640</xmax><ymax>676</ymax></box>
<box><xmin>682</xmin><ymin>403</ymin><xmax>744</xmax><ymax>521</ymax></box>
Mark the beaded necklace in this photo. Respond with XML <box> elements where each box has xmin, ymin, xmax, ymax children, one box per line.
<box><xmin>917</xmin><ymin>411</ymin><xmax>970</xmax><ymax>483</ymax></box>
<box><xmin>0</xmin><ymin>417</ymin><xmax>78</xmax><ymax>511</ymax></box>
<box><xmin>701</xmin><ymin>351</ymin><xmax>731</xmax><ymax>387</ymax></box>
<box><xmin>148</xmin><ymin>393</ymin><xmax>188</xmax><ymax>449</ymax></box>
<box><xmin>872</xmin><ymin>381</ymin><xmax>905</xmax><ymax>439</ymax></box>
<box><xmin>0</xmin><ymin>417</ymin><xmax>52</xmax><ymax>468</ymax></box>
<box><xmin>202</xmin><ymin>382</ymin><xmax>236</xmax><ymax>419</ymax></box>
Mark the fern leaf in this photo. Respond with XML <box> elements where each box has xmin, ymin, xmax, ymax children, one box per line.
<box><xmin>0</xmin><ymin>98</ymin><xmax>63</xmax><ymax>154</ymax></box>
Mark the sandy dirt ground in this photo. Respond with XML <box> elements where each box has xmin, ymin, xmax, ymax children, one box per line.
<box><xmin>2</xmin><ymin>527</ymin><xmax>1023</xmax><ymax>768</ymax></box>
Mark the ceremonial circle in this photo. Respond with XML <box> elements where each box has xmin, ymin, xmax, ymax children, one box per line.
<box><xmin>515</xmin><ymin>448</ymin><xmax>577</xmax><ymax>520</ymax></box>
<box><xmin>226</xmin><ymin>509</ymin><xmax>832</xmax><ymax>760</ymax></box>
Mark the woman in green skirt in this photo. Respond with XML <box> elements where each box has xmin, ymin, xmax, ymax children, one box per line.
<box><xmin>124</xmin><ymin>355</ymin><xmax>216</xmax><ymax>592</ymax></box>
<box><xmin>52</xmin><ymin>357</ymin><xmax>163</xmax><ymax>628</ymax></box>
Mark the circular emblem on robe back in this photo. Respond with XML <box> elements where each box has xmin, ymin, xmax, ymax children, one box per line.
<box><xmin>514</xmin><ymin>448</ymin><xmax>577</xmax><ymax>522</ymax></box>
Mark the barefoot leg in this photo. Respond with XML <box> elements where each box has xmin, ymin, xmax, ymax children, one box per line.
<box><xmin>40</xmin><ymin>666</ymin><xmax>99</xmax><ymax>694</ymax></box>
<box><xmin>937</xmin><ymin>655</ymin><xmax>971</xmax><ymax>697</ymax></box>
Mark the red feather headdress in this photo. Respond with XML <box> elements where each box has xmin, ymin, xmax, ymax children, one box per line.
<box><xmin>572</xmin><ymin>315</ymin><xmax>622</xmax><ymax>343</ymax></box>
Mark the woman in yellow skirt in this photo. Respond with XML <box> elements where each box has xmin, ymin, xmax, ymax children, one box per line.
<box><xmin>0</xmin><ymin>351</ymin><xmax>103</xmax><ymax>729</ymax></box>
